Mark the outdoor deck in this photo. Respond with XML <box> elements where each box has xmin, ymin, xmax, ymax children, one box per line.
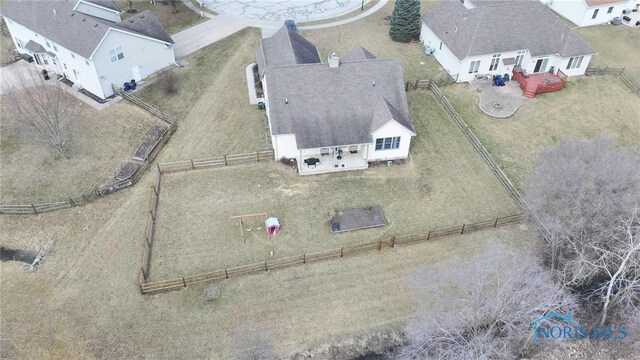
<box><xmin>298</xmin><ymin>151</ymin><xmax>368</xmax><ymax>175</ymax></box>
<box><xmin>512</xmin><ymin>68</ymin><xmax>566</xmax><ymax>98</ymax></box>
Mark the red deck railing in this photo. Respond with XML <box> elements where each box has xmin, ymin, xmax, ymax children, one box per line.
<box><xmin>512</xmin><ymin>67</ymin><xmax>566</xmax><ymax>98</ymax></box>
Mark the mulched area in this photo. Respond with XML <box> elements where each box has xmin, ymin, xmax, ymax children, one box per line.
<box><xmin>328</xmin><ymin>205</ymin><xmax>386</xmax><ymax>233</ymax></box>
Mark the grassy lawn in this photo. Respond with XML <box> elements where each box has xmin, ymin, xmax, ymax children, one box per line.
<box><xmin>0</xmin><ymin>34</ymin><xmax>16</xmax><ymax>64</ymax></box>
<box><xmin>301</xmin><ymin>1</ymin><xmax>446</xmax><ymax>81</ymax></box>
<box><xmin>0</xmin><ymin>96</ymin><xmax>158</xmax><ymax>203</ymax></box>
<box><xmin>577</xmin><ymin>24</ymin><xmax>640</xmax><ymax>78</ymax></box>
<box><xmin>136</xmin><ymin>28</ymin><xmax>270</xmax><ymax>160</ymax></box>
<box><xmin>0</xmin><ymin>174</ymin><xmax>536</xmax><ymax>358</ymax></box>
<box><xmin>151</xmin><ymin>90</ymin><xmax>518</xmax><ymax>279</ymax></box>
<box><xmin>116</xmin><ymin>0</ymin><xmax>206</xmax><ymax>35</ymax></box>
<box><xmin>442</xmin><ymin>77</ymin><xmax>640</xmax><ymax>189</ymax></box>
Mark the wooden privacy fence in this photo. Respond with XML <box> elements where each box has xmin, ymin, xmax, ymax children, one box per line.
<box><xmin>112</xmin><ymin>87</ymin><xmax>177</xmax><ymax>125</ymax></box>
<box><xmin>158</xmin><ymin>150</ymin><xmax>274</xmax><ymax>173</ymax></box>
<box><xmin>426</xmin><ymin>81</ymin><xmax>553</xmax><ymax>244</ymax></box>
<box><xmin>139</xmin><ymin>213</ymin><xmax>526</xmax><ymax>294</ymax></box>
<box><xmin>0</xmin><ymin>121</ymin><xmax>177</xmax><ymax>215</ymax></box>
<box><xmin>585</xmin><ymin>66</ymin><xmax>640</xmax><ymax>96</ymax></box>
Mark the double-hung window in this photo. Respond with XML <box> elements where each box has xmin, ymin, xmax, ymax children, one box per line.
<box><xmin>489</xmin><ymin>53</ymin><xmax>501</xmax><ymax>71</ymax></box>
<box><xmin>607</xmin><ymin>6</ymin><xmax>613</xmax><ymax>13</ymax></box>
<box><xmin>468</xmin><ymin>60</ymin><xmax>481</xmax><ymax>74</ymax></box>
<box><xmin>566</xmin><ymin>56</ymin><xmax>584</xmax><ymax>70</ymax></box>
<box><xmin>375</xmin><ymin>137</ymin><xmax>401</xmax><ymax>150</ymax></box>
<box><xmin>592</xmin><ymin>9</ymin><xmax>599</xmax><ymax>19</ymax></box>
<box><xmin>109</xmin><ymin>47</ymin><xmax>124</xmax><ymax>63</ymax></box>
<box><xmin>515</xmin><ymin>50</ymin><xmax>526</xmax><ymax>67</ymax></box>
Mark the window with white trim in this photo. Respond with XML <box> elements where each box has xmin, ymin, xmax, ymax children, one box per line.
<box><xmin>515</xmin><ymin>50</ymin><xmax>526</xmax><ymax>67</ymax></box>
<box><xmin>70</xmin><ymin>53</ymin><xmax>75</xmax><ymax>58</ymax></box>
<box><xmin>46</xmin><ymin>40</ymin><xmax>51</xmax><ymax>48</ymax></box>
<box><xmin>15</xmin><ymin>38</ymin><xmax>25</xmax><ymax>49</ymax></box>
<box><xmin>489</xmin><ymin>53</ymin><xmax>501</xmax><ymax>71</ymax></box>
<box><xmin>592</xmin><ymin>9</ymin><xmax>599</xmax><ymax>19</ymax></box>
<box><xmin>468</xmin><ymin>60</ymin><xmax>481</xmax><ymax>74</ymax></box>
<box><xmin>375</xmin><ymin>137</ymin><xmax>401</xmax><ymax>150</ymax></box>
<box><xmin>85</xmin><ymin>60</ymin><xmax>89</xmax><ymax>66</ymax></box>
<box><xmin>109</xmin><ymin>47</ymin><xmax>124</xmax><ymax>63</ymax></box>
<box><xmin>52</xmin><ymin>43</ymin><xmax>58</xmax><ymax>51</ymax></box>
<box><xmin>566</xmin><ymin>56</ymin><xmax>584</xmax><ymax>70</ymax></box>
<box><xmin>607</xmin><ymin>6</ymin><xmax>613</xmax><ymax>13</ymax></box>
<box><xmin>73</xmin><ymin>69</ymin><xmax>79</xmax><ymax>79</ymax></box>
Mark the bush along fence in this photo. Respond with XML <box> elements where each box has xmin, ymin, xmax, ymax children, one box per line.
<box><xmin>139</xmin><ymin>213</ymin><xmax>526</xmax><ymax>294</ymax></box>
<box><xmin>0</xmin><ymin>95</ymin><xmax>178</xmax><ymax>215</ymax></box>
<box><xmin>585</xmin><ymin>66</ymin><xmax>640</xmax><ymax>96</ymax></box>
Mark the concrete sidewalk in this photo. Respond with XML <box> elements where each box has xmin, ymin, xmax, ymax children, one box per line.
<box><xmin>172</xmin><ymin>16</ymin><xmax>247</xmax><ymax>59</ymax></box>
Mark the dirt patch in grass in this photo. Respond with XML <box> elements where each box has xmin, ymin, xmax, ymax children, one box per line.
<box><xmin>442</xmin><ymin>77</ymin><xmax>640</xmax><ymax>189</ymax></box>
<box><xmin>0</xmin><ymin>171</ymin><xmax>537</xmax><ymax>358</ymax></box>
<box><xmin>151</xmin><ymin>91</ymin><xmax>518</xmax><ymax>279</ymax></box>
<box><xmin>116</xmin><ymin>0</ymin><xmax>206</xmax><ymax>35</ymax></box>
<box><xmin>577</xmin><ymin>25</ymin><xmax>640</xmax><ymax>79</ymax></box>
<box><xmin>0</xmin><ymin>97</ymin><xmax>158</xmax><ymax>203</ymax></box>
<box><xmin>300</xmin><ymin>2</ymin><xmax>447</xmax><ymax>81</ymax></box>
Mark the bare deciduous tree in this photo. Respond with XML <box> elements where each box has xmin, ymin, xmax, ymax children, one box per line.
<box><xmin>396</xmin><ymin>243</ymin><xmax>576</xmax><ymax>360</ymax></box>
<box><xmin>583</xmin><ymin>209</ymin><xmax>640</xmax><ymax>326</ymax></box>
<box><xmin>3</xmin><ymin>69</ymin><xmax>80</xmax><ymax>158</ymax></box>
<box><xmin>524</xmin><ymin>137</ymin><xmax>640</xmax><ymax>322</ymax></box>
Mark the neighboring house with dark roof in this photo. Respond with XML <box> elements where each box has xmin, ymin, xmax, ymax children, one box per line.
<box><xmin>1</xmin><ymin>0</ymin><xmax>175</xmax><ymax>99</ymax></box>
<box><xmin>420</xmin><ymin>0</ymin><xmax>595</xmax><ymax>83</ymax></box>
<box><xmin>256</xmin><ymin>28</ymin><xmax>416</xmax><ymax>175</ymax></box>
<box><xmin>541</xmin><ymin>0</ymin><xmax>637</xmax><ymax>27</ymax></box>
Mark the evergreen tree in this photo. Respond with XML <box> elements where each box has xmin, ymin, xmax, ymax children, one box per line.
<box><xmin>389</xmin><ymin>0</ymin><xmax>421</xmax><ymax>43</ymax></box>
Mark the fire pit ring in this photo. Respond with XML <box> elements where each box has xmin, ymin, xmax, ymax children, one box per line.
<box><xmin>493</xmin><ymin>102</ymin><xmax>503</xmax><ymax>109</ymax></box>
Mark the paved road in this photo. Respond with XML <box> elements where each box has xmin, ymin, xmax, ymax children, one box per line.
<box><xmin>171</xmin><ymin>16</ymin><xmax>247</xmax><ymax>59</ymax></box>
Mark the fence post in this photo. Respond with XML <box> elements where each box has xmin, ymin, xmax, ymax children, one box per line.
<box><xmin>69</xmin><ymin>197</ymin><xmax>75</xmax><ymax>207</ymax></box>
<box><xmin>303</xmin><ymin>253</ymin><xmax>306</xmax><ymax>264</ymax></box>
<box><xmin>225</xmin><ymin>269</ymin><xmax>229</xmax><ymax>279</ymax></box>
<box><xmin>95</xmin><ymin>188</ymin><xmax>100</xmax><ymax>197</ymax></box>
<box><xmin>190</xmin><ymin>159</ymin><xmax>194</xmax><ymax>170</ymax></box>
<box><xmin>427</xmin><ymin>230</ymin><xmax>431</xmax><ymax>241</ymax></box>
<box><xmin>224</xmin><ymin>155</ymin><xmax>227</xmax><ymax>166</ymax></box>
<box><xmin>494</xmin><ymin>217</ymin><xmax>499</xmax><ymax>228</ymax></box>
<box><xmin>414</xmin><ymin>79</ymin><xmax>419</xmax><ymax>89</ymax></box>
<box><xmin>182</xmin><ymin>277</ymin><xmax>187</xmax><ymax>288</ymax></box>
<box><xmin>405</xmin><ymin>81</ymin><xmax>409</xmax><ymax>91</ymax></box>
<box><xmin>150</xmin><ymin>210</ymin><xmax>155</xmax><ymax>221</ymax></box>
<box><xmin>461</xmin><ymin>223</ymin><xmax>465</xmax><ymax>234</ymax></box>
<box><xmin>391</xmin><ymin>236</ymin><xmax>396</xmax><ymax>247</ymax></box>
<box><xmin>256</xmin><ymin>151</ymin><xmax>260</xmax><ymax>162</ymax></box>
<box><xmin>377</xmin><ymin>240</ymin><xmax>382</xmax><ymax>251</ymax></box>
<box><xmin>340</xmin><ymin>247</ymin><xmax>344</xmax><ymax>257</ymax></box>
<box><xmin>31</xmin><ymin>204</ymin><xmax>37</xmax><ymax>214</ymax></box>
<box><xmin>157</xmin><ymin>163</ymin><xmax>161</xmax><ymax>174</ymax></box>
<box><xmin>264</xmin><ymin>261</ymin><xmax>268</xmax><ymax>271</ymax></box>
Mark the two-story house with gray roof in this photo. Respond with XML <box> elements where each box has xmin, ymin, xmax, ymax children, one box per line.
<box><xmin>1</xmin><ymin>0</ymin><xmax>175</xmax><ymax>99</ymax></box>
<box><xmin>420</xmin><ymin>0</ymin><xmax>595</xmax><ymax>83</ymax></box>
<box><xmin>256</xmin><ymin>28</ymin><xmax>416</xmax><ymax>175</ymax></box>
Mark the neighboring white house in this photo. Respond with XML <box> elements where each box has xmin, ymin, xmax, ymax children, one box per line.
<box><xmin>542</xmin><ymin>0</ymin><xmax>638</xmax><ymax>27</ymax></box>
<box><xmin>1</xmin><ymin>0</ymin><xmax>175</xmax><ymax>99</ymax></box>
<box><xmin>420</xmin><ymin>0</ymin><xmax>596</xmax><ymax>83</ymax></box>
<box><xmin>256</xmin><ymin>28</ymin><xmax>416</xmax><ymax>175</ymax></box>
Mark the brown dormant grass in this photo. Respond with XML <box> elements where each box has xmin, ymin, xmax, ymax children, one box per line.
<box><xmin>442</xmin><ymin>77</ymin><xmax>640</xmax><ymax>189</ymax></box>
<box><xmin>0</xmin><ymin>97</ymin><xmax>158</xmax><ymax>203</ymax></box>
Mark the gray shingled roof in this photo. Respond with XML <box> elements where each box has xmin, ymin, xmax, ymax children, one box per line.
<box><xmin>421</xmin><ymin>0</ymin><xmax>595</xmax><ymax>59</ymax></box>
<box><xmin>266</xmin><ymin>58</ymin><xmax>414</xmax><ymax>149</ymax></box>
<box><xmin>1</xmin><ymin>0</ymin><xmax>172</xmax><ymax>59</ymax></box>
<box><xmin>115</xmin><ymin>11</ymin><xmax>173</xmax><ymax>44</ymax></box>
<box><xmin>84</xmin><ymin>0</ymin><xmax>121</xmax><ymax>12</ymax></box>
<box><xmin>256</xmin><ymin>27</ymin><xmax>321</xmax><ymax>77</ymax></box>
<box><xmin>343</xmin><ymin>46</ymin><xmax>378</xmax><ymax>62</ymax></box>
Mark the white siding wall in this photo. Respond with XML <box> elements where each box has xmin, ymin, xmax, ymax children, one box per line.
<box><xmin>420</xmin><ymin>23</ymin><xmax>462</xmax><ymax>81</ymax></box>
<box><xmin>558</xmin><ymin>54</ymin><xmax>592</xmax><ymax>76</ymax></box>
<box><xmin>366</xmin><ymin>122</ymin><xmax>414</xmax><ymax>161</ymax></box>
<box><xmin>579</xmin><ymin>2</ymin><xmax>631</xmax><ymax>26</ymax></box>
<box><xmin>272</xmin><ymin>134</ymin><xmax>299</xmax><ymax>159</ymax></box>
<box><xmin>74</xmin><ymin>1</ymin><xmax>121</xmax><ymax>22</ymax></box>
<box><xmin>3</xmin><ymin>18</ymin><xmax>103</xmax><ymax>96</ymax></box>
<box><xmin>458</xmin><ymin>50</ymin><xmax>532</xmax><ymax>82</ymax></box>
<box><xmin>92</xmin><ymin>30</ymin><xmax>175</xmax><ymax>98</ymax></box>
<box><xmin>544</xmin><ymin>0</ymin><xmax>588</xmax><ymax>26</ymax></box>
<box><xmin>544</xmin><ymin>0</ymin><xmax>633</xmax><ymax>27</ymax></box>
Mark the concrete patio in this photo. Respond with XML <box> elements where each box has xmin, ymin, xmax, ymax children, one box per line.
<box><xmin>469</xmin><ymin>78</ymin><xmax>531</xmax><ymax>118</ymax></box>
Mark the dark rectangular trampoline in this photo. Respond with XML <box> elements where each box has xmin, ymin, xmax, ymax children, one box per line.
<box><xmin>328</xmin><ymin>205</ymin><xmax>386</xmax><ymax>233</ymax></box>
